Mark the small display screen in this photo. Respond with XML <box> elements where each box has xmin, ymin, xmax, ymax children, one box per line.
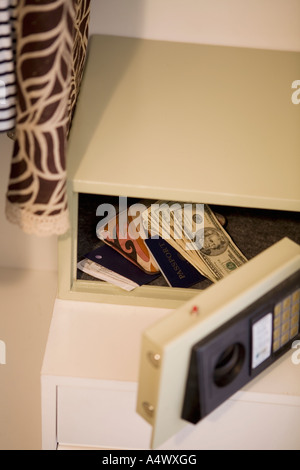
<box><xmin>252</xmin><ymin>313</ymin><xmax>273</xmax><ymax>369</ymax></box>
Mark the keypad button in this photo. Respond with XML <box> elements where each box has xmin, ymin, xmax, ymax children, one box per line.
<box><xmin>291</xmin><ymin>313</ymin><xmax>299</xmax><ymax>326</ymax></box>
<box><xmin>280</xmin><ymin>332</ymin><xmax>290</xmax><ymax>346</ymax></box>
<box><xmin>290</xmin><ymin>325</ymin><xmax>299</xmax><ymax>339</ymax></box>
<box><xmin>281</xmin><ymin>321</ymin><xmax>290</xmax><ymax>334</ymax></box>
<box><xmin>283</xmin><ymin>296</ymin><xmax>291</xmax><ymax>310</ymax></box>
<box><xmin>282</xmin><ymin>310</ymin><xmax>291</xmax><ymax>323</ymax></box>
<box><xmin>274</xmin><ymin>316</ymin><xmax>281</xmax><ymax>329</ymax></box>
<box><xmin>274</xmin><ymin>303</ymin><xmax>282</xmax><ymax>317</ymax></box>
<box><xmin>291</xmin><ymin>303</ymin><xmax>299</xmax><ymax>316</ymax></box>
<box><xmin>273</xmin><ymin>328</ymin><xmax>280</xmax><ymax>340</ymax></box>
<box><xmin>292</xmin><ymin>289</ymin><xmax>300</xmax><ymax>304</ymax></box>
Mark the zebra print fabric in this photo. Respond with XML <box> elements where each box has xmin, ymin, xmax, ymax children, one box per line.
<box><xmin>0</xmin><ymin>0</ymin><xmax>17</xmax><ymax>132</ymax></box>
<box><xmin>5</xmin><ymin>0</ymin><xmax>91</xmax><ymax>235</ymax></box>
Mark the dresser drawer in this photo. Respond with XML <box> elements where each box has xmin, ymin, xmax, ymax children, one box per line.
<box><xmin>56</xmin><ymin>378</ymin><xmax>300</xmax><ymax>450</ymax></box>
<box><xmin>57</xmin><ymin>381</ymin><xmax>151</xmax><ymax>449</ymax></box>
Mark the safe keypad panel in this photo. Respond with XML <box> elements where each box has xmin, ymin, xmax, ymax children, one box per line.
<box><xmin>181</xmin><ymin>266</ymin><xmax>300</xmax><ymax>427</ymax></box>
<box><xmin>273</xmin><ymin>289</ymin><xmax>300</xmax><ymax>352</ymax></box>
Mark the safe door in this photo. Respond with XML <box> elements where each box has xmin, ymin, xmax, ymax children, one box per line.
<box><xmin>136</xmin><ymin>237</ymin><xmax>300</xmax><ymax>449</ymax></box>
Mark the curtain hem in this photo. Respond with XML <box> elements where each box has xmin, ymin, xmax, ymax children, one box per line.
<box><xmin>5</xmin><ymin>199</ymin><xmax>70</xmax><ymax>236</ymax></box>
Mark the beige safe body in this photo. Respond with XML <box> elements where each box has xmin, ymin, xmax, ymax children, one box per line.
<box><xmin>42</xmin><ymin>35</ymin><xmax>300</xmax><ymax>450</ymax></box>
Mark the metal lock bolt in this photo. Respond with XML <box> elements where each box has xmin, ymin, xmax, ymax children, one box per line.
<box><xmin>147</xmin><ymin>351</ymin><xmax>161</xmax><ymax>368</ymax></box>
<box><xmin>142</xmin><ymin>402</ymin><xmax>155</xmax><ymax>417</ymax></box>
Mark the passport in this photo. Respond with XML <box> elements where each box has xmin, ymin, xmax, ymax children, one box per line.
<box><xmin>85</xmin><ymin>244</ymin><xmax>160</xmax><ymax>286</ymax></box>
<box><xmin>144</xmin><ymin>237</ymin><xmax>205</xmax><ymax>288</ymax></box>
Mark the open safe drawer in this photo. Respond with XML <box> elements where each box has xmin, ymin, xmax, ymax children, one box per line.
<box><xmin>59</xmin><ymin>34</ymin><xmax>300</xmax><ymax>307</ymax></box>
<box><xmin>50</xmin><ymin>34</ymin><xmax>300</xmax><ymax>449</ymax></box>
<box><xmin>58</xmin><ymin>190</ymin><xmax>300</xmax><ymax>309</ymax></box>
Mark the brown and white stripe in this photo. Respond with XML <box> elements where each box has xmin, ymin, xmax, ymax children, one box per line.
<box><xmin>5</xmin><ymin>0</ymin><xmax>91</xmax><ymax>235</ymax></box>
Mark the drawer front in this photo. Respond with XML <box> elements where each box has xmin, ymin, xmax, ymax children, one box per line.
<box><xmin>57</xmin><ymin>383</ymin><xmax>151</xmax><ymax>449</ymax></box>
<box><xmin>57</xmin><ymin>383</ymin><xmax>300</xmax><ymax>450</ymax></box>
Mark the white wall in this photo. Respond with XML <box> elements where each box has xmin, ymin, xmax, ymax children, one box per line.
<box><xmin>89</xmin><ymin>0</ymin><xmax>300</xmax><ymax>51</ymax></box>
<box><xmin>0</xmin><ymin>135</ymin><xmax>58</xmax><ymax>271</ymax></box>
<box><xmin>0</xmin><ymin>0</ymin><xmax>299</xmax><ymax>271</ymax></box>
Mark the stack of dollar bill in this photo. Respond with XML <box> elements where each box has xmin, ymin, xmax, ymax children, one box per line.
<box><xmin>141</xmin><ymin>202</ymin><xmax>247</xmax><ymax>283</ymax></box>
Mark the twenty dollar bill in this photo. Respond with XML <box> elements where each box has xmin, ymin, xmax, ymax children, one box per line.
<box><xmin>142</xmin><ymin>202</ymin><xmax>247</xmax><ymax>282</ymax></box>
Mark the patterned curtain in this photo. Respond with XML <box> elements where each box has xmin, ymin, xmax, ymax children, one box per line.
<box><xmin>3</xmin><ymin>0</ymin><xmax>91</xmax><ymax>236</ymax></box>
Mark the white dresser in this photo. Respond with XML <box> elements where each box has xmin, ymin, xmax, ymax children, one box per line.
<box><xmin>41</xmin><ymin>298</ymin><xmax>300</xmax><ymax>450</ymax></box>
<box><xmin>41</xmin><ymin>34</ymin><xmax>300</xmax><ymax>451</ymax></box>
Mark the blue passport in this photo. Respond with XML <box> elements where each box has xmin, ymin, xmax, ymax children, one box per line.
<box><xmin>85</xmin><ymin>244</ymin><xmax>160</xmax><ymax>286</ymax></box>
<box><xmin>144</xmin><ymin>237</ymin><xmax>205</xmax><ymax>288</ymax></box>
